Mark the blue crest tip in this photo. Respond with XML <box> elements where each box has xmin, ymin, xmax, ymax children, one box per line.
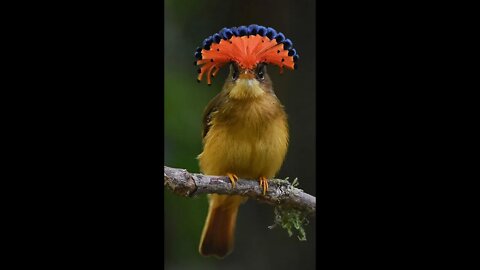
<box><xmin>231</xmin><ymin>27</ymin><xmax>239</xmax><ymax>36</ymax></box>
<box><xmin>257</xmin><ymin>26</ymin><xmax>267</xmax><ymax>36</ymax></box>
<box><xmin>282</xmin><ymin>39</ymin><xmax>293</xmax><ymax>50</ymax></box>
<box><xmin>202</xmin><ymin>36</ymin><xmax>212</xmax><ymax>48</ymax></box>
<box><xmin>195</xmin><ymin>25</ymin><xmax>298</xmax><ymax>67</ymax></box>
<box><xmin>275</xmin><ymin>32</ymin><xmax>285</xmax><ymax>43</ymax></box>
<box><xmin>248</xmin><ymin>24</ymin><xmax>259</xmax><ymax>35</ymax></box>
<box><xmin>212</xmin><ymin>33</ymin><xmax>221</xmax><ymax>43</ymax></box>
<box><xmin>220</xmin><ymin>28</ymin><xmax>233</xmax><ymax>40</ymax></box>
<box><xmin>265</xmin><ymin>27</ymin><xmax>277</xmax><ymax>39</ymax></box>
<box><xmin>238</xmin><ymin>26</ymin><xmax>248</xmax><ymax>36</ymax></box>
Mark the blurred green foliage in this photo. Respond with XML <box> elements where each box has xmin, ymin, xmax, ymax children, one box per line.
<box><xmin>165</xmin><ymin>0</ymin><xmax>316</xmax><ymax>269</ymax></box>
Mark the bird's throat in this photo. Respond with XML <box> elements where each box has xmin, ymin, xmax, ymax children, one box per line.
<box><xmin>228</xmin><ymin>79</ymin><xmax>264</xmax><ymax>99</ymax></box>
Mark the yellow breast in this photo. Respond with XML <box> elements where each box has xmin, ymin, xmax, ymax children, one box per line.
<box><xmin>198</xmin><ymin>94</ymin><xmax>289</xmax><ymax>179</ymax></box>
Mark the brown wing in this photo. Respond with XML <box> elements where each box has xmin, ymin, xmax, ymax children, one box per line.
<box><xmin>202</xmin><ymin>91</ymin><xmax>226</xmax><ymax>140</ymax></box>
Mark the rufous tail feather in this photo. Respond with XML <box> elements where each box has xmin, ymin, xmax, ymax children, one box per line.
<box><xmin>199</xmin><ymin>194</ymin><xmax>245</xmax><ymax>258</ymax></box>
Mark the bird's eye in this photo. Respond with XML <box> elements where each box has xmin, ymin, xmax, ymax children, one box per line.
<box><xmin>256</xmin><ymin>70</ymin><xmax>264</xmax><ymax>80</ymax></box>
<box><xmin>256</xmin><ymin>64</ymin><xmax>265</xmax><ymax>81</ymax></box>
<box><xmin>232</xmin><ymin>69</ymin><xmax>239</xmax><ymax>80</ymax></box>
<box><xmin>231</xmin><ymin>63</ymin><xmax>239</xmax><ymax>81</ymax></box>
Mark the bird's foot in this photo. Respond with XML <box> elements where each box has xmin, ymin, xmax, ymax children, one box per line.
<box><xmin>259</xmin><ymin>176</ymin><xmax>269</xmax><ymax>195</ymax></box>
<box><xmin>226</xmin><ymin>173</ymin><xmax>238</xmax><ymax>188</ymax></box>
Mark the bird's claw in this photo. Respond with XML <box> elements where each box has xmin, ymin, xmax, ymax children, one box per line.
<box><xmin>227</xmin><ymin>173</ymin><xmax>238</xmax><ymax>188</ymax></box>
<box><xmin>259</xmin><ymin>176</ymin><xmax>268</xmax><ymax>195</ymax></box>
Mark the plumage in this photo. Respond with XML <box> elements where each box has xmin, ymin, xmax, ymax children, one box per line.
<box><xmin>198</xmin><ymin>78</ymin><xmax>288</xmax><ymax>178</ymax></box>
<box><xmin>194</xmin><ymin>25</ymin><xmax>299</xmax><ymax>85</ymax></box>
<box><xmin>198</xmin><ymin>64</ymin><xmax>288</xmax><ymax>258</ymax></box>
<box><xmin>194</xmin><ymin>25</ymin><xmax>296</xmax><ymax>258</ymax></box>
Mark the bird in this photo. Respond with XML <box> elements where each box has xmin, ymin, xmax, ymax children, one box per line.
<box><xmin>193</xmin><ymin>24</ymin><xmax>299</xmax><ymax>258</ymax></box>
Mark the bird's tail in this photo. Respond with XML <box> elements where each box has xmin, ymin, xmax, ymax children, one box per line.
<box><xmin>199</xmin><ymin>194</ymin><xmax>246</xmax><ymax>258</ymax></box>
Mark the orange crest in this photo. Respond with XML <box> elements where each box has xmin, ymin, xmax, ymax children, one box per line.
<box><xmin>194</xmin><ymin>25</ymin><xmax>299</xmax><ymax>85</ymax></box>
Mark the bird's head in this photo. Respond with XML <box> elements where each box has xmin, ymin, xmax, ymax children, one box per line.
<box><xmin>194</xmin><ymin>25</ymin><xmax>299</xmax><ymax>100</ymax></box>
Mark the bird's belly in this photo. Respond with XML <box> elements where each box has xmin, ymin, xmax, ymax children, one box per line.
<box><xmin>198</xmin><ymin>117</ymin><xmax>288</xmax><ymax>179</ymax></box>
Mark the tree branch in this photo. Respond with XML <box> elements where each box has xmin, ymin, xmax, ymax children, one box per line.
<box><xmin>164</xmin><ymin>166</ymin><xmax>316</xmax><ymax>216</ymax></box>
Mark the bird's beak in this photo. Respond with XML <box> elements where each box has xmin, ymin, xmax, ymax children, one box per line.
<box><xmin>238</xmin><ymin>70</ymin><xmax>255</xmax><ymax>80</ymax></box>
<box><xmin>229</xmin><ymin>69</ymin><xmax>263</xmax><ymax>99</ymax></box>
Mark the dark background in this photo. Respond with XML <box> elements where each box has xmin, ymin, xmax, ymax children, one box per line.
<box><xmin>164</xmin><ymin>0</ymin><xmax>316</xmax><ymax>269</ymax></box>
<box><xmin>22</xmin><ymin>1</ymin><xmax>456</xmax><ymax>268</ymax></box>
